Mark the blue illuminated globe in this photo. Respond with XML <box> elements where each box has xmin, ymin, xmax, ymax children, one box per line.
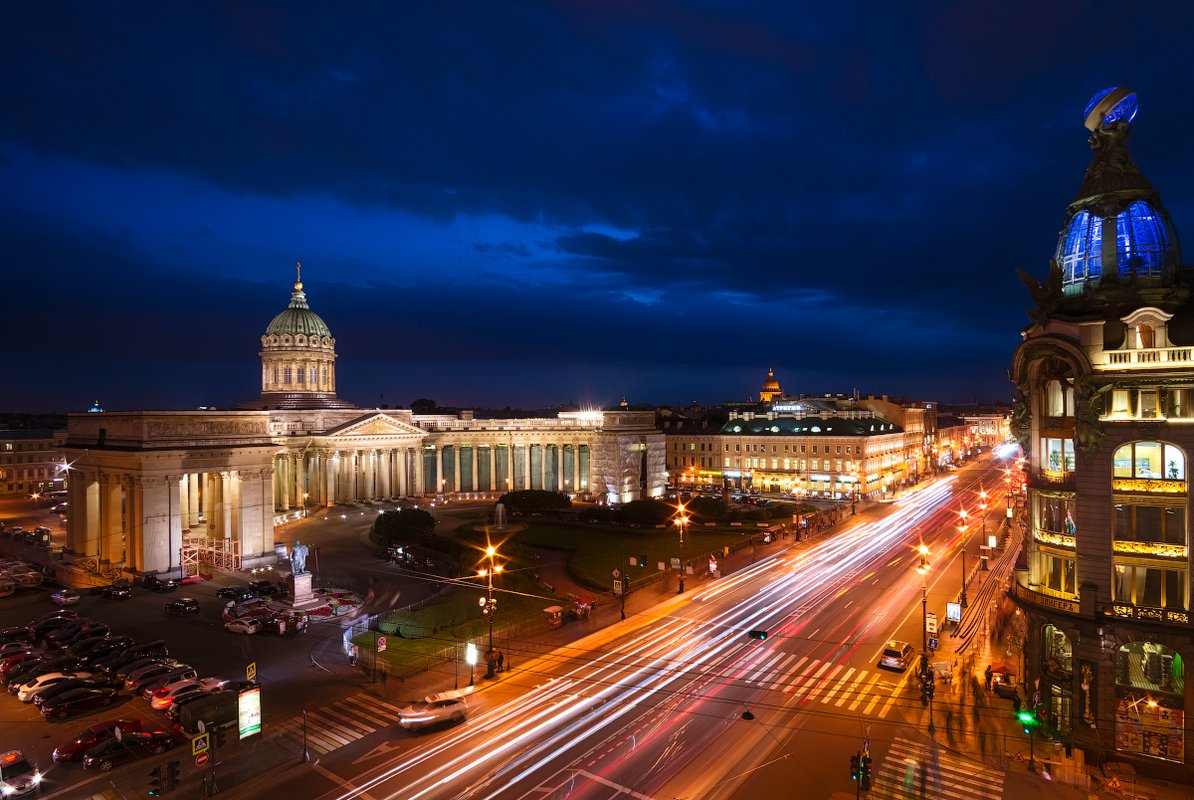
<box><xmin>1083</xmin><ymin>86</ymin><xmax>1138</xmax><ymax>130</ymax></box>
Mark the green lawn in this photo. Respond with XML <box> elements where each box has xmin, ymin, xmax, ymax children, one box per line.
<box><xmin>511</xmin><ymin>521</ymin><xmax>759</xmax><ymax>591</ymax></box>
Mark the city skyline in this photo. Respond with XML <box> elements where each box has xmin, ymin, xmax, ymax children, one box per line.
<box><xmin>4</xmin><ymin>4</ymin><xmax>1194</xmax><ymax>412</ymax></box>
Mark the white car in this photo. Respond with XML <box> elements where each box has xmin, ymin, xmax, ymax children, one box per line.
<box><xmin>139</xmin><ymin>668</ymin><xmax>198</xmax><ymax>698</ymax></box>
<box><xmin>17</xmin><ymin>672</ymin><xmax>92</xmax><ymax>703</ymax></box>
<box><xmin>149</xmin><ymin>677</ymin><xmax>228</xmax><ymax>710</ymax></box>
<box><xmin>224</xmin><ymin>618</ymin><xmax>262</xmax><ymax>635</ymax></box>
<box><xmin>398</xmin><ymin>694</ymin><xmax>469</xmax><ymax>730</ymax></box>
<box><xmin>50</xmin><ymin>590</ymin><xmax>80</xmax><ymax>606</ymax></box>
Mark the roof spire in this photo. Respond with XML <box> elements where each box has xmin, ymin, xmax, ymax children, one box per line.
<box><xmin>295</xmin><ymin>260</ymin><xmax>303</xmax><ymax>292</ymax></box>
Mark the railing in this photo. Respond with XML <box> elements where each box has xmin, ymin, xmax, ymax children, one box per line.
<box><xmin>1111</xmin><ymin>477</ymin><xmax>1186</xmax><ymax>494</ymax></box>
<box><xmin>1112</xmin><ymin>540</ymin><xmax>1188</xmax><ymax>559</ymax></box>
<box><xmin>1034</xmin><ymin>529</ymin><xmax>1076</xmax><ymax>549</ymax></box>
<box><xmin>1104</xmin><ymin>347</ymin><xmax>1194</xmax><ymax>369</ymax></box>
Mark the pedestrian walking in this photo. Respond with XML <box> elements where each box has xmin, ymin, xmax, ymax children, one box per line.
<box><xmin>984</xmin><ymin>663</ymin><xmax>993</xmax><ymax>692</ymax></box>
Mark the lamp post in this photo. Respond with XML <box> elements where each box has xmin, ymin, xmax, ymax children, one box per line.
<box><xmin>673</xmin><ymin>503</ymin><xmax>689</xmax><ymax>593</ymax></box>
<box><xmin>479</xmin><ymin>546</ymin><xmax>502</xmax><ymax>678</ymax></box>
<box><xmin>302</xmin><ymin>492</ymin><xmax>309</xmax><ymax>518</ymax></box>
<box><xmin>916</xmin><ymin>544</ymin><xmax>934</xmax><ymax>732</ymax></box>
<box><xmin>958</xmin><ymin>508</ymin><xmax>969</xmax><ymax>608</ymax></box>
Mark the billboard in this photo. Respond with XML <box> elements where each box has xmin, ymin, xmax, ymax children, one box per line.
<box><xmin>238</xmin><ymin>686</ymin><xmax>261</xmax><ymax>739</ymax></box>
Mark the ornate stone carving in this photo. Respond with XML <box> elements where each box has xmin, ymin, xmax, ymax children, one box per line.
<box><xmin>1074</xmin><ymin>377</ymin><xmax>1105</xmax><ymax>461</ymax></box>
<box><xmin>1018</xmin><ymin>262</ymin><xmax>1064</xmax><ymax>325</ymax></box>
<box><xmin>1010</xmin><ymin>380</ymin><xmax>1032</xmax><ymax>455</ymax></box>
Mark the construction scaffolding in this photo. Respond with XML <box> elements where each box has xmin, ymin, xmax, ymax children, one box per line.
<box><xmin>181</xmin><ymin>532</ymin><xmax>242</xmax><ymax>577</ymax></box>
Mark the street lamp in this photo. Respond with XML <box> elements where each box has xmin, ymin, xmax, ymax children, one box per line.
<box><xmin>916</xmin><ymin>544</ymin><xmax>935</xmax><ymax>731</ymax></box>
<box><xmin>302</xmin><ymin>492</ymin><xmax>309</xmax><ymax>518</ymax></box>
<box><xmin>673</xmin><ymin>503</ymin><xmax>689</xmax><ymax>593</ymax></box>
<box><xmin>957</xmin><ymin>508</ymin><xmax>969</xmax><ymax>608</ymax></box>
<box><xmin>479</xmin><ymin>546</ymin><xmax>503</xmax><ymax>678</ymax></box>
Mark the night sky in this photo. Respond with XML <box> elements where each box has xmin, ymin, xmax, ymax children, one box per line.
<box><xmin>4</xmin><ymin>3</ymin><xmax>1194</xmax><ymax>414</ymax></box>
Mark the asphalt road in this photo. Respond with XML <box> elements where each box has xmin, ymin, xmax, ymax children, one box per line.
<box><xmin>233</xmin><ymin>457</ymin><xmax>1030</xmax><ymax>800</ymax></box>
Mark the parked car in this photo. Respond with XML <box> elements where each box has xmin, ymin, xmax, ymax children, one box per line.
<box><xmin>878</xmin><ymin>640</ymin><xmax>915</xmax><ymax>672</ymax></box>
<box><xmin>81</xmin><ymin>730</ymin><xmax>175</xmax><ymax>771</ymax></box>
<box><xmin>127</xmin><ymin>663</ymin><xmax>189</xmax><ymax>692</ymax></box>
<box><xmin>144</xmin><ymin>576</ymin><xmax>178</xmax><ymax>593</ymax></box>
<box><xmin>40</xmin><ymin>687</ymin><xmax>122</xmax><ymax>719</ymax></box>
<box><xmin>149</xmin><ymin>677</ymin><xmax>227</xmax><ymax>710</ymax></box>
<box><xmin>80</xmin><ymin>637</ymin><xmax>136</xmax><ymax>667</ymax></box>
<box><xmin>164</xmin><ymin>597</ymin><xmax>201</xmax><ymax>616</ymax></box>
<box><xmin>33</xmin><ymin>609</ymin><xmax>78</xmax><ymax>624</ymax></box>
<box><xmin>0</xmin><ymin>654</ymin><xmax>47</xmax><ymax>681</ymax></box>
<box><xmin>52</xmin><ymin>718</ymin><xmax>143</xmax><ymax>764</ymax></box>
<box><xmin>0</xmin><ymin>750</ymin><xmax>41</xmax><ymax>797</ymax></box>
<box><xmin>50</xmin><ymin>589</ymin><xmax>81</xmax><ymax>606</ymax></box>
<box><xmin>45</xmin><ymin>619</ymin><xmax>94</xmax><ymax>644</ymax></box>
<box><xmin>159</xmin><ymin>686</ymin><xmax>212</xmax><ymax>713</ymax></box>
<box><xmin>0</xmin><ymin>643</ymin><xmax>40</xmax><ymax>660</ymax></box>
<box><xmin>248</xmin><ymin>579</ymin><xmax>283</xmax><ymax>596</ymax></box>
<box><xmin>397</xmin><ymin>694</ymin><xmax>469</xmax><ymax>730</ymax></box>
<box><xmin>67</xmin><ymin>636</ymin><xmax>112</xmax><ymax>658</ymax></box>
<box><xmin>98</xmin><ymin>641</ymin><xmax>170</xmax><ymax>675</ymax></box>
<box><xmin>0</xmin><ymin>627</ymin><xmax>34</xmax><ymax>645</ymax></box>
<box><xmin>34</xmin><ymin>676</ymin><xmax>120</xmax><ymax>707</ymax></box>
<box><xmin>168</xmin><ymin>689</ymin><xmax>233</xmax><ymax>723</ymax></box>
<box><xmin>57</xmin><ymin>624</ymin><xmax>110</xmax><ymax>648</ymax></box>
<box><xmin>224</xmin><ymin>618</ymin><xmax>262</xmax><ymax>635</ymax></box>
<box><xmin>110</xmin><ymin>656</ymin><xmax>172</xmax><ymax>681</ymax></box>
<box><xmin>139</xmin><ymin>667</ymin><xmax>199</xmax><ymax>698</ymax></box>
<box><xmin>18</xmin><ymin>671</ymin><xmax>94</xmax><ymax>702</ymax></box>
<box><xmin>101</xmin><ymin>582</ymin><xmax>133</xmax><ymax>600</ymax></box>
<box><xmin>8</xmin><ymin>657</ymin><xmax>81</xmax><ymax>689</ymax></box>
<box><xmin>215</xmin><ymin>586</ymin><xmax>257</xmax><ymax>603</ymax></box>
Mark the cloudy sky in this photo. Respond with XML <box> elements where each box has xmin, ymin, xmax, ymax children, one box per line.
<box><xmin>4</xmin><ymin>2</ymin><xmax>1193</xmax><ymax>413</ymax></box>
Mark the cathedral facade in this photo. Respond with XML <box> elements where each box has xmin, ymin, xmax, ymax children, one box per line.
<box><xmin>63</xmin><ymin>275</ymin><xmax>665</xmax><ymax>579</ymax></box>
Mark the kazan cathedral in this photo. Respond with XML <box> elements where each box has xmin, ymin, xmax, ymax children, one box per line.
<box><xmin>1012</xmin><ymin>88</ymin><xmax>1194</xmax><ymax>777</ymax></box>
<box><xmin>62</xmin><ymin>271</ymin><xmax>664</xmax><ymax>580</ymax></box>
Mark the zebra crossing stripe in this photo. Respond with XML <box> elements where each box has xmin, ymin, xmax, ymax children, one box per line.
<box><xmin>833</xmin><ymin>669</ymin><xmax>862</xmax><ymax>707</ymax></box>
<box><xmin>819</xmin><ymin>667</ymin><xmax>854</xmax><ymax>704</ymax></box>
<box><xmin>811</xmin><ymin>668</ymin><xmax>850</xmax><ymax>706</ymax></box>
<box><xmin>321</xmin><ymin>703</ymin><xmax>379</xmax><ymax>732</ymax></box>
<box><xmin>800</xmin><ymin>663</ymin><xmax>842</xmax><ymax>702</ymax></box>
<box><xmin>850</xmin><ymin>673</ymin><xmax>881</xmax><ymax>710</ymax></box>
<box><xmin>307</xmin><ymin>712</ymin><xmax>359</xmax><ymax>745</ymax></box>
<box><xmin>782</xmin><ymin>657</ymin><xmax>816</xmax><ymax>693</ymax></box>
<box><xmin>759</xmin><ymin>653</ymin><xmax>798</xmax><ymax>689</ymax></box>
<box><xmin>342</xmin><ymin>693</ymin><xmax>397</xmax><ymax>719</ymax></box>
<box><xmin>743</xmin><ymin>652</ymin><xmax>784</xmax><ymax>685</ymax></box>
<box><xmin>357</xmin><ymin>692</ymin><xmax>407</xmax><ymax>715</ymax></box>
<box><xmin>874</xmin><ymin>738</ymin><xmax>1003</xmax><ymax>800</ymax></box>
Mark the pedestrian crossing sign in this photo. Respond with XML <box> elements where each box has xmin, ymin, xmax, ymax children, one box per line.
<box><xmin>928</xmin><ymin>637</ymin><xmax>939</xmax><ymax>650</ymax></box>
<box><xmin>192</xmin><ymin>732</ymin><xmax>210</xmax><ymax>755</ymax></box>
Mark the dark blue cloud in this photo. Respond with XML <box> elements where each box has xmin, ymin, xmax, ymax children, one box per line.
<box><xmin>2</xmin><ymin>1</ymin><xmax>1193</xmax><ymax>411</ymax></box>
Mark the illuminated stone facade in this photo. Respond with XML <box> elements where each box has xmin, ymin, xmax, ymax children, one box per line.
<box><xmin>64</xmin><ymin>278</ymin><xmax>665</xmax><ymax>581</ymax></box>
<box><xmin>1011</xmin><ymin>89</ymin><xmax>1194</xmax><ymax>777</ymax></box>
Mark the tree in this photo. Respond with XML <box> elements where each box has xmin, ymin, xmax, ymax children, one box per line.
<box><xmin>410</xmin><ymin>398</ymin><xmax>438</xmax><ymax>413</ymax></box>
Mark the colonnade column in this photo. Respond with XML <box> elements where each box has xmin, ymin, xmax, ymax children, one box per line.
<box><xmin>66</xmin><ymin>469</ymin><xmax>89</xmax><ymax>555</ymax></box>
<box><xmin>188</xmin><ymin>473</ymin><xmax>200</xmax><ymax>528</ymax></box>
<box><xmin>472</xmin><ymin>447</ymin><xmax>480</xmax><ymax>492</ymax></box>
<box><xmin>453</xmin><ymin>446</ymin><xmax>461</xmax><ymax>494</ymax></box>
<box><xmin>221</xmin><ymin>472</ymin><xmax>233</xmax><ymax>541</ymax></box>
<box><xmin>558</xmin><ymin>444</ymin><xmax>565</xmax><ymax>492</ymax></box>
<box><xmin>100</xmin><ymin>474</ymin><xmax>123</xmax><ymax>566</ymax></box>
<box><xmin>435</xmin><ymin>447</ymin><xmax>444</xmax><ymax>496</ymax></box>
<box><xmin>324</xmin><ymin>452</ymin><xmax>335</xmax><ymax>507</ymax></box>
<box><xmin>179</xmin><ymin>476</ymin><xmax>190</xmax><ymax>533</ymax></box>
<box><xmin>238</xmin><ymin>469</ymin><xmax>268</xmax><ymax>558</ymax></box>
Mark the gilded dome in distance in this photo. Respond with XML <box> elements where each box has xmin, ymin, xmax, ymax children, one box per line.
<box><xmin>760</xmin><ymin>368</ymin><xmax>782</xmax><ymax>402</ymax></box>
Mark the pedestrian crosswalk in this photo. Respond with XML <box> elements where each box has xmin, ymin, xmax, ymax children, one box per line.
<box><xmin>741</xmin><ymin>652</ymin><xmax>905</xmax><ymax>717</ymax></box>
<box><xmin>869</xmin><ymin>736</ymin><xmax>1004</xmax><ymax>800</ymax></box>
<box><xmin>275</xmin><ymin>691</ymin><xmax>407</xmax><ymax>755</ymax></box>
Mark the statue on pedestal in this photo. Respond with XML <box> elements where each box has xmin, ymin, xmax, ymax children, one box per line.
<box><xmin>291</xmin><ymin>540</ymin><xmax>309</xmax><ymax>575</ymax></box>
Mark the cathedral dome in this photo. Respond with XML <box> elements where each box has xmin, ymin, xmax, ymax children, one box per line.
<box><xmin>265</xmin><ymin>281</ymin><xmax>332</xmax><ymax>339</ymax></box>
<box><xmin>760</xmin><ymin>368</ymin><xmax>782</xmax><ymax>402</ymax></box>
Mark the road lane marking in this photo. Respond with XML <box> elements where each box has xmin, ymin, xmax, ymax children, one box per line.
<box><xmin>796</xmin><ymin>662</ymin><xmax>837</xmax><ymax>701</ymax></box>
<box><xmin>819</xmin><ymin>666</ymin><xmax>854</xmax><ymax>704</ymax></box>
<box><xmin>850</xmin><ymin>673</ymin><xmax>881</xmax><ymax>710</ymax></box>
<box><xmin>783</xmin><ymin>657</ymin><xmax>818</xmax><ymax>693</ymax></box>
<box><xmin>779</xmin><ymin>656</ymin><xmax>810</xmax><ymax>692</ymax></box>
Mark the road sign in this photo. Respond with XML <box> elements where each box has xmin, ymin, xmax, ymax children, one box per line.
<box><xmin>377</xmin><ymin>636</ymin><xmax>387</xmax><ymax>653</ymax></box>
<box><xmin>613</xmin><ymin>579</ymin><xmax>622</xmax><ymax>597</ymax></box>
<box><xmin>863</xmin><ymin>738</ymin><xmax>870</xmax><ymax>755</ymax></box>
<box><xmin>928</xmin><ymin>637</ymin><xmax>939</xmax><ymax>650</ymax></box>
<box><xmin>925</xmin><ymin>612</ymin><xmax>938</xmax><ymax>634</ymax></box>
<box><xmin>195</xmin><ymin>752</ymin><xmax>210</xmax><ymax>767</ymax></box>
<box><xmin>612</xmin><ymin>568</ymin><xmax>620</xmax><ymax>579</ymax></box>
<box><xmin>246</xmin><ymin>661</ymin><xmax>257</xmax><ymax>682</ymax></box>
<box><xmin>1034</xmin><ymin>690</ymin><xmax>1041</xmax><ymax>705</ymax></box>
<box><xmin>191</xmin><ymin>732</ymin><xmax>210</xmax><ymax>756</ymax></box>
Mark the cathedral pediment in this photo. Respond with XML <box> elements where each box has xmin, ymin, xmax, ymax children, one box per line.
<box><xmin>322</xmin><ymin>414</ymin><xmax>426</xmax><ymax>440</ymax></box>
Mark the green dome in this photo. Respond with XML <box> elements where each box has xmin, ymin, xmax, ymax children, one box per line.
<box><xmin>265</xmin><ymin>283</ymin><xmax>331</xmax><ymax>339</ymax></box>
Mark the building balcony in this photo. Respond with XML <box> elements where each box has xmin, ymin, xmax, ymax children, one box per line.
<box><xmin>1111</xmin><ymin>477</ymin><xmax>1186</xmax><ymax>495</ymax></box>
<box><xmin>1027</xmin><ymin>469</ymin><xmax>1076</xmax><ymax>491</ymax></box>
<box><xmin>1011</xmin><ymin>577</ymin><xmax>1080</xmax><ymax>615</ymax></box>
<box><xmin>1103</xmin><ymin>346</ymin><xmax>1194</xmax><ymax>371</ymax></box>
<box><xmin>1112</xmin><ymin>540</ymin><xmax>1188</xmax><ymax>560</ymax></box>
<box><xmin>1034</xmin><ymin>529</ymin><xmax>1076</xmax><ymax>549</ymax></box>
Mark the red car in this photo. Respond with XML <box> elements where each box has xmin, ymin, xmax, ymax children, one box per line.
<box><xmin>51</xmin><ymin>719</ymin><xmax>143</xmax><ymax>764</ymax></box>
<box><xmin>0</xmin><ymin>654</ymin><xmax>47</xmax><ymax>682</ymax></box>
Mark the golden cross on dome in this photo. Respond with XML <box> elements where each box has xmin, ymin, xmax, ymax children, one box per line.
<box><xmin>295</xmin><ymin>261</ymin><xmax>303</xmax><ymax>291</ymax></box>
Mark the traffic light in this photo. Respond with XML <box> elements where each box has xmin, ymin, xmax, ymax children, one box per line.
<box><xmin>925</xmin><ymin>680</ymin><xmax>935</xmax><ymax>700</ymax></box>
<box><xmin>747</xmin><ymin>630</ymin><xmax>768</xmax><ymax>641</ymax></box>
<box><xmin>165</xmin><ymin>760</ymin><xmax>180</xmax><ymax>792</ymax></box>
<box><xmin>1018</xmin><ymin>709</ymin><xmax>1035</xmax><ymax>734</ymax></box>
<box><xmin>849</xmin><ymin>752</ymin><xmax>860</xmax><ymax>781</ymax></box>
<box><xmin>214</xmin><ymin>724</ymin><xmax>228</xmax><ymax>749</ymax></box>
<box><xmin>638</xmin><ymin>554</ymin><xmax>648</xmax><ymax>568</ymax></box>
<box><xmin>149</xmin><ymin>766</ymin><xmax>163</xmax><ymax>796</ymax></box>
<box><xmin>860</xmin><ymin>754</ymin><xmax>872</xmax><ymax>790</ymax></box>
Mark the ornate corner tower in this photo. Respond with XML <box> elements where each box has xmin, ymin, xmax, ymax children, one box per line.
<box><xmin>242</xmin><ymin>264</ymin><xmax>356</xmax><ymax>410</ymax></box>
<box><xmin>1011</xmin><ymin>87</ymin><xmax>1194</xmax><ymax>778</ymax></box>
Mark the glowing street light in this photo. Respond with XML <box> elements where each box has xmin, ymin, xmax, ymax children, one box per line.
<box><xmin>673</xmin><ymin>503</ymin><xmax>690</xmax><ymax>593</ymax></box>
<box><xmin>479</xmin><ymin>546</ymin><xmax>503</xmax><ymax>677</ymax></box>
<box><xmin>958</xmin><ymin>507</ymin><xmax>970</xmax><ymax>608</ymax></box>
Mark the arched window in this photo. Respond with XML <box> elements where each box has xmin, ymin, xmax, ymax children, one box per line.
<box><xmin>1042</xmin><ymin>625</ymin><xmax>1072</xmax><ymax>677</ymax></box>
<box><xmin>1137</xmin><ymin>323</ymin><xmax>1156</xmax><ymax>349</ymax></box>
<box><xmin>1114</xmin><ymin>442</ymin><xmax>1186</xmax><ymax>480</ymax></box>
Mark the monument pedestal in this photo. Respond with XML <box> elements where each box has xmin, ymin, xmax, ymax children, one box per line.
<box><xmin>288</xmin><ymin>572</ymin><xmax>319</xmax><ymax>609</ymax></box>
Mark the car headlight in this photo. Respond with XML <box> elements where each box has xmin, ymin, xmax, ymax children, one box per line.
<box><xmin>3</xmin><ymin>785</ymin><xmax>16</xmax><ymax>795</ymax></box>
<box><xmin>30</xmin><ymin>773</ymin><xmax>40</xmax><ymax>785</ymax></box>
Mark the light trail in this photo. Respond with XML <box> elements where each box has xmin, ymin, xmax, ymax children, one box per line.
<box><xmin>324</xmin><ymin>475</ymin><xmax>972</xmax><ymax>800</ymax></box>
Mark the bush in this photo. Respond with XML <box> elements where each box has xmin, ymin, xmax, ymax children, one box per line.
<box><xmin>497</xmin><ymin>490</ymin><xmax>572</xmax><ymax>515</ymax></box>
<box><xmin>373</xmin><ymin>507</ymin><xmax>435</xmax><ymax>545</ymax></box>
<box><xmin>615</xmin><ymin>499</ymin><xmax>674</xmax><ymax>526</ymax></box>
<box><xmin>685</xmin><ymin>496</ymin><xmax>728</xmax><ymax>522</ymax></box>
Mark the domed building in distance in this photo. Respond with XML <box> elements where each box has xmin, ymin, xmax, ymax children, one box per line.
<box><xmin>61</xmin><ymin>267</ymin><xmax>665</xmax><ymax>580</ymax></box>
<box><xmin>1012</xmin><ymin>87</ymin><xmax>1194</xmax><ymax>778</ymax></box>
